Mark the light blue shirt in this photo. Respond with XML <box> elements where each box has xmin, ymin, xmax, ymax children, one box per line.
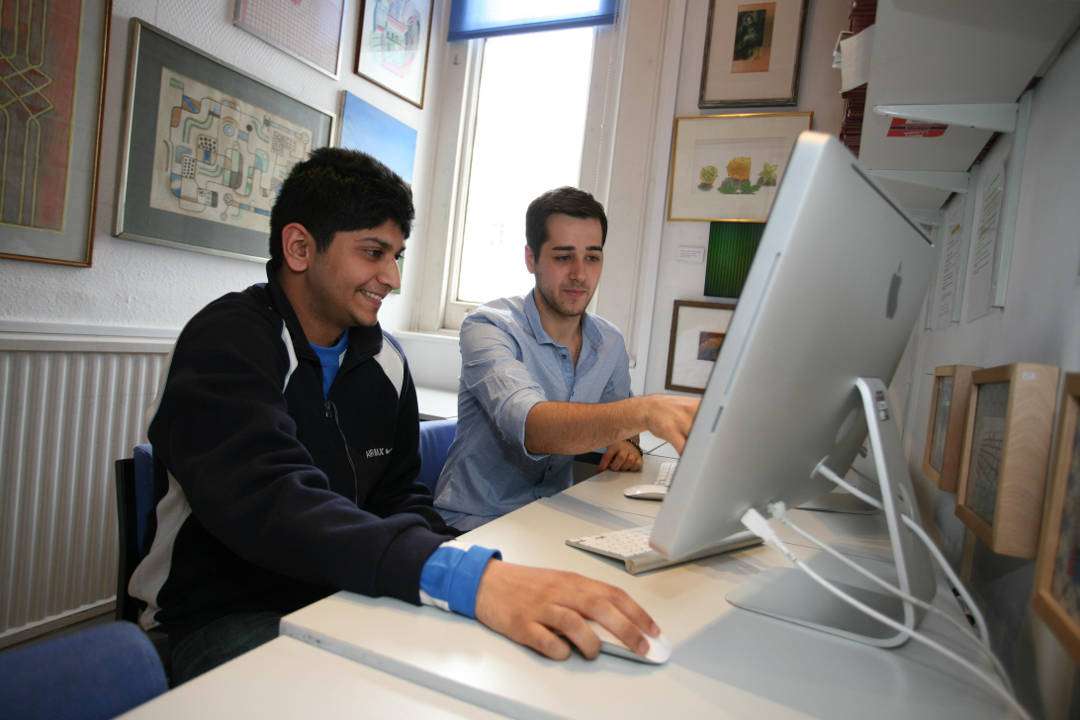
<box><xmin>434</xmin><ymin>292</ymin><xmax>632</xmax><ymax>530</ymax></box>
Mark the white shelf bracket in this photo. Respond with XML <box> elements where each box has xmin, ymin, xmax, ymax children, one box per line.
<box><xmin>873</xmin><ymin>103</ymin><xmax>1019</xmax><ymax>133</ymax></box>
<box><xmin>903</xmin><ymin>208</ymin><xmax>945</xmax><ymax>228</ymax></box>
<box><xmin>866</xmin><ymin>169</ymin><xmax>970</xmax><ymax>193</ymax></box>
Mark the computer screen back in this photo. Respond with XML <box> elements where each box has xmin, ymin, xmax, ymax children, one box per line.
<box><xmin>651</xmin><ymin>132</ymin><xmax>935</xmax><ymax>559</ymax></box>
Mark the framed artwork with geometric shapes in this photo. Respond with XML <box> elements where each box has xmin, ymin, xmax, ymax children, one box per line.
<box><xmin>0</xmin><ymin>0</ymin><xmax>112</xmax><ymax>267</ymax></box>
<box><xmin>922</xmin><ymin>365</ymin><xmax>978</xmax><ymax>493</ymax></box>
<box><xmin>956</xmin><ymin>363</ymin><xmax>1059</xmax><ymax>558</ymax></box>
<box><xmin>1033</xmin><ymin>373</ymin><xmax>1080</xmax><ymax>663</ymax></box>
<box><xmin>115</xmin><ymin>20</ymin><xmax>334</xmax><ymax>262</ymax></box>
<box><xmin>234</xmin><ymin>0</ymin><xmax>346</xmax><ymax>78</ymax></box>
<box><xmin>355</xmin><ymin>0</ymin><xmax>434</xmax><ymax>108</ymax></box>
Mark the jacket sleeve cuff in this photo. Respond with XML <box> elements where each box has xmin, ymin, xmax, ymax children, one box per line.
<box><xmin>418</xmin><ymin>541</ymin><xmax>501</xmax><ymax>619</ymax></box>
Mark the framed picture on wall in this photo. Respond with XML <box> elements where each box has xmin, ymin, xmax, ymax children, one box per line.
<box><xmin>1033</xmin><ymin>373</ymin><xmax>1080</xmax><ymax>663</ymax></box>
<box><xmin>233</xmin><ymin>0</ymin><xmax>345</xmax><ymax>78</ymax></box>
<box><xmin>355</xmin><ymin>0</ymin><xmax>434</xmax><ymax>108</ymax></box>
<box><xmin>665</xmin><ymin>300</ymin><xmax>737</xmax><ymax>394</ymax></box>
<box><xmin>667</xmin><ymin>112</ymin><xmax>811</xmax><ymax>222</ymax></box>
<box><xmin>922</xmin><ymin>365</ymin><xmax>978</xmax><ymax>493</ymax></box>
<box><xmin>115</xmin><ymin>20</ymin><xmax>335</xmax><ymax>262</ymax></box>
<box><xmin>699</xmin><ymin>0</ymin><xmax>808</xmax><ymax>108</ymax></box>
<box><xmin>955</xmin><ymin>363</ymin><xmax>1059</xmax><ymax>558</ymax></box>
<box><xmin>0</xmin><ymin>0</ymin><xmax>112</xmax><ymax>267</ymax></box>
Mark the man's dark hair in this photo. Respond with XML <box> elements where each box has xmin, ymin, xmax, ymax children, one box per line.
<box><xmin>269</xmin><ymin>147</ymin><xmax>414</xmax><ymax>272</ymax></box>
<box><xmin>524</xmin><ymin>187</ymin><xmax>608</xmax><ymax>258</ymax></box>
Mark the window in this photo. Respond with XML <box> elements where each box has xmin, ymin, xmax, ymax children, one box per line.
<box><xmin>417</xmin><ymin>24</ymin><xmax>616</xmax><ymax>331</ymax></box>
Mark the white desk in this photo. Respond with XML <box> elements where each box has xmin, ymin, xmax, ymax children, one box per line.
<box><xmin>282</xmin><ymin>466</ymin><xmax>1008</xmax><ymax>719</ymax></box>
<box><xmin>418</xmin><ymin>386</ymin><xmax>458</xmax><ymax>420</ymax></box>
<box><xmin>119</xmin><ymin>636</ymin><xmax>500</xmax><ymax>719</ymax></box>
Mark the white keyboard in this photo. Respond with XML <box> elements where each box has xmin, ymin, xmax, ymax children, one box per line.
<box><xmin>566</xmin><ymin>524</ymin><xmax>761</xmax><ymax>574</ymax></box>
<box><xmin>655</xmin><ymin>460</ymin><xmax>677</xmax><ymax>488</ymax></box>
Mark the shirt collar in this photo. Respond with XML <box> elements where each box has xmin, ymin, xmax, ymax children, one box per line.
<box><xmin>523</xmin><ymin>289</ymin><xmax>602</xmax><ymax>353</ymax></box>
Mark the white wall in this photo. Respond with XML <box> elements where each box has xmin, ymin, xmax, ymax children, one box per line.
<box><xmin>898</xmin><ymin>30</ymin><xmax>1080</xmax><ymax>719</ymax></box>
<box><xmin>639</xmin><ymin>0</ymin><xmax>850</xmax><ymax>394</ymax></box>
<box><xmin>0</xmin><ymin>0</ymin><xmax>448</xmax><ymax>335</ymax></box>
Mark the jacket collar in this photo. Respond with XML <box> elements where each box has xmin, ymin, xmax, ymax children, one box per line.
<box><xmin>264</xmin><ymin>263</ymin><xmax>383</xmax><ymax>366</ymax></box>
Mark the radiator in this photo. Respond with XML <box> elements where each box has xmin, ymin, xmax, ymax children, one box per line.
<box><xmin>0</xmin><ymin>330</ymin><xmax>173</xmax><ymax>648</ymax></box>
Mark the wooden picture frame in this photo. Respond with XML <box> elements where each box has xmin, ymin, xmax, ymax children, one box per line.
<box><xmin>354</xmin><ymin>0</ymin><xmax>434</xmax><ymax>109</ymax></box>
<box><xmin>0</xmin><ymin>0</ymin><xmax>112</xmax><ymax>267</ymax></box>
<box><xmin>922</xmin><ymin>365</ymin><xmax>978</xmax><ymax>492</ymax></box>
<box><xmin>665</xmin><ymin>300</ymin><xmax>737</xmax><ymax>394</ymax></box>
<box><xmin>699</xmin><ymin>0</ymin><xmax>808</xmax><ymax>108</ymax></box>
<box><xmin>115</xmin><ymin>20</ymin><xmax>335</xmax><ymax>262</ymax></box>
<box><xmin>1033</xmin><ymin>373</ymin><xmax>1080</xmax><ymax>663</ymax></box>
<box><xmin>955</xmin><ymin>363</ymin><xmax>1059</xmax><ymax>558</ymax></box>
<box><xmin>234</xmin><ymin>0</ymin><xmax>345</xmax><ymax>78</ymax></box>
<box><xmin>667</xmin><ymin>112</ymin><xmax>811</xmax><ymax>223</ymax></box>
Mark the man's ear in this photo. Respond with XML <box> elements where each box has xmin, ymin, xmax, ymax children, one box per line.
<box><xmin>281</xmin><ymin>223</ymin><xmax>315</xmax><ymax>272</ymax></box>
<box><xmin>524</xmin><ymin>244</ymin><xmax>536</xmax><ymax>274</ymax></box>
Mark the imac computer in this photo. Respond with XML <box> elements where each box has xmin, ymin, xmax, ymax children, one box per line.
<box><xmin>650</xmin><ymin>131</ymin><xmax>938</xmax><ymax>647</ymax></box>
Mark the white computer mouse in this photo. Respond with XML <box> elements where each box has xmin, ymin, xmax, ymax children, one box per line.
<box><xmin>623</xmin><ymin>484</ymin><xmax>668</xmax><ymax>501</ymax></box>
<box><xmin>587</xmin><ymin>621</ymin><xmax>671</xmax><ymax>664</ymax></box>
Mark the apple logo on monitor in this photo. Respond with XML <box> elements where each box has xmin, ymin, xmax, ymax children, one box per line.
<box><xmin>886</xmin><ymin>263</ymin><xmax>902</xmax><ymax>319</ymax></box>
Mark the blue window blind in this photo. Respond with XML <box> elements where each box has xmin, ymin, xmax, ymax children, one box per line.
<box><xmin>448</xmin><ymin>0</ymin><xmax>617</xmax><ymax>41</ymax></box>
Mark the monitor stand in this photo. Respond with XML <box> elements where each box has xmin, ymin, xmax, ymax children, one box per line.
<box><xmin>726</xmin><ymin>378</ymin><xmax>936</xmax><ymax>648</ymax></box>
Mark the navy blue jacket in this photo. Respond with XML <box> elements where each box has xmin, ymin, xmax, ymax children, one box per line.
<box><xmin>130</xmin><ymin>272</ymin><xmax>453</xmax><ymax>641</ymax></box>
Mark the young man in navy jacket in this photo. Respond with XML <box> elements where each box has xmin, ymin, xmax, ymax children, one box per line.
<box><xmin>130</xmin><ymin>148</ymin><xmax>660</xmax><ymax>682</ymax></box>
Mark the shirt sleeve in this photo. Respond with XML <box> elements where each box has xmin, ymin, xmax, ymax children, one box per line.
<box><xmin>419</xmin><ymin>540</ymin><xmax>501</xmax><ymax>618</ymax></box>
<box><xmin>459</xmin><ymin>316</ymin><xmax>548</xmax><ymax>460</ymax></box>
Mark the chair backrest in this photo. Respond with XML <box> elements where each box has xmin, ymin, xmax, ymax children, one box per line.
<box><xmin>418</xmin><ymin>418</ymin><xmax>457</xmax><ymax>492</ymax></box>
<box><xmin>114</xmin><ymin>443</ymin><xmax>163</xmax><ymax>624</ymax></box>
<box><xmin>0</xmin><ymin>621</ymin><xmax>167</xmax><ymax>720</ymax></box>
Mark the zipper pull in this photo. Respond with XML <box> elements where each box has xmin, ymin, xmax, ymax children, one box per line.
<box><xmin>324</xmin><ymin>400</ymin><xmax>333</xmax><ymax>419</ymax></box>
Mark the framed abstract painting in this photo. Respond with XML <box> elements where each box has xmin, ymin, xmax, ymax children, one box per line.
<box><xmin>355</xmin><ymin>0</ymin><xmax>434</xmax><ymax>108</ymax></box>
<box><xmin>699</xmin><ymin>0</ymin><xmax>807</xmax><ymax>108</ymax></box>
<box><xmin>665</xmin><ymin>300</ymin><xmax>737</xmax><ymax>394</ymax></box>
<box><xmin>0</xmin><ymin>0</ymin><xmax>112</xmax><ymax>267</ymax></box>
<box><xmin>115</xmin><ymin>20</ymin><xmax>334</xmax><ymax>261</ymax></box>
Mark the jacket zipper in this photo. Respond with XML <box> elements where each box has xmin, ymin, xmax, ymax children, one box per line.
<box><xmin>325</xmin><ymin>400</ymin><xmax>359</xmax><ymax>504</ymax></box>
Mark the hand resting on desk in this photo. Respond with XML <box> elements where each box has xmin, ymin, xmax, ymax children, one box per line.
<box><xmin>474</xmin><ymin>560</ymin><xmax>660</xmax><ymax>661</ymax></box>
<box><xmin>597</xmin><ymin>439</ymin><xmax>644</xmax><ymax>472</ymax></box>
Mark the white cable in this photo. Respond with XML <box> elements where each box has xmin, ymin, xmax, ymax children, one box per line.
<box><xmin>740</xmin><ymin>509</ymin><xmax>1031</xmax><ymax>720</ymax></box>
<box><xmin>775</xmin><ymin>507</ymin><xmax>1012</xmax><ymax>691</ymax></box>
<box><xmin>813</xmin><ymin>461</ymin><xmax>991</xmax><ymax>648</ymax></box>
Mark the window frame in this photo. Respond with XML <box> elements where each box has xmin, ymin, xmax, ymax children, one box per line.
<box><xmin>413</xmin><ymin>23</ymin><xmax>622</xmax><ymax>332</ymax></box>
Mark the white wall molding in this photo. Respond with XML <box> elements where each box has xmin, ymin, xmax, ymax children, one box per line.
<box><xmin>0</xmin><ymin>320</ymin><xmax>177</xmax><ymax>354</ymax></box>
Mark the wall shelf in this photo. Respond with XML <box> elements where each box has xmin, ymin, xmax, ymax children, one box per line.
<box><xmin>854</xmin><ymin>0</ymin><xmax>1080</xmax><ymax>210</ymax></box>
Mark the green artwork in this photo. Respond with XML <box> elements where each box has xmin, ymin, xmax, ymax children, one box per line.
<box><xmin>704</xmin><ymin>221</ymin><xmax>765</xmax><ymax>298</ymax></box>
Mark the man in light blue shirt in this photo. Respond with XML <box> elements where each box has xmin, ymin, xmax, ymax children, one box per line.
<box><xmin>435</xmin><ymin>187</ymin><xmax>699</xmax><ymax>530</ymax></box>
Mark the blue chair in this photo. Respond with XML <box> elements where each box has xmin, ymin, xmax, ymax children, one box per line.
<box><xmin>115</xmin><ymin>444</ymin><xmax>165</xmax><ymax>625</ymax></box>
<box><xmin>0</xmin><ymin>621</ymin><xmax>167</xmax><ymax>720</ymax></box>
<box><xmin>418</xmin><ymin>419</ymin><xmax>457</xmax><ymax>492</ymax></box>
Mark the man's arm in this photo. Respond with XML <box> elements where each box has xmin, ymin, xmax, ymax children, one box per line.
<box><xmin>525</xmin><ymin>394</ymin><xmax>700</xmax><ymax>455</ymax></box>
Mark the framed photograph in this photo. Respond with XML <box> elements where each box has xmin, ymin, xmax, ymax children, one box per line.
<box><xmin>234</xmin><ymin>0</ymin><xmax>345</xmax><ymax>78</ymax></box>
<box><xmin>355</xmin><ymin>0</ymin><xmax>434</xmax><ymax>109</ymax></box>
<box><xmin>922</xmin><ymin>365</ymin><xmax>978</xmax><ymax>493</ymax></box>
<box><xmin>956</xmin><ymin>363</ymin><xmax>1059</xmax><ymax>558</ymax></box>
<box><xmin>0</xmin><ymin>0</ymin><xmax>112</xmax><ymax>267</ymax></box>
<box><xmin>667</xmin><ymin>112</ymin><xmax>811</xmax><ymax>222</ymax></box>
<box><xmin>665</xmin><ymin>300</ymin><xmax>737</xmax><ymax>394</ymax></box>
<box><xmin>115</xmin><ymin>20</ymin><xmax>335</xmax><ymax>262</ymax></box>
<box><xmin>1033</xmin><ymin>373</ymin><xmax>1080</xmax><ymax>663</ymax></box>
<box><xmin>699</xmin><ymin>0</ymin><xmax>808</xmax><ymax>108</ymax></box>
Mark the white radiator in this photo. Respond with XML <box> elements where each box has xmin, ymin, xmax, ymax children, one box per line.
<box><xmin>0</xmin><ymin>327</ymin><xmax>174</xmax><ymax>648</ymax></box>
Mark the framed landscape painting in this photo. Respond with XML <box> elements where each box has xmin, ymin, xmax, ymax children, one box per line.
<box><xmin>115</xmin><ymin>20</ymin><xmax>334</xmax><ymax>261</ymax></box>
<box><xmin>0</xmin><ymin>0</ymin><xmax>111</xmax><ymax>266</ymax></box>
<box><xmin>667</xmin><ymin>112</ymin><xmax>811</xmax><ymax>222</ymax></box>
